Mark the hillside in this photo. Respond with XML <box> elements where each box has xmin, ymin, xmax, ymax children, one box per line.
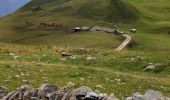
<box><xmin>0</xmin><ymin>0</ymin><xmax>169</xmax><ymax>47</ymax></box>
<box><xmin>0</xmin><ymin>0</ymin><xmax>170</xmax><ymax>98</ymax></box>
<box><xmin>0</xmin><ymin>0</ymin><xmax>140</xmax><ymax>46</ymax></box>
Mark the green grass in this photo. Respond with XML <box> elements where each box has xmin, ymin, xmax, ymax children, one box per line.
<box><xmin>0</xmin><ymin>43</ymin><xmax>170</xmax><ymax>98</ymax></box>
<box><xmin>0</xmin><ymin>0</ymin><xmax>170</xmax><ymax>97</ymax></box>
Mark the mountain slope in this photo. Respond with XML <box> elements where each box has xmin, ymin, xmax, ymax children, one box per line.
<box><xmin>0</xmin><ymin>0</ymin><xmax>139</xmax><ymax>46</ymax></box>
<box><xmin>0</xmin><ymin>0</ymin><xmax>169</xmax><ymax>49</ymax></box>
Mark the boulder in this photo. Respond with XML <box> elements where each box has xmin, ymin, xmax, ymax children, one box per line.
<box><xmin>71</xmin><ymin>86</ymin><xmax>93</xmax><ymax>99</ymax></box>
<box><xmin>38</xmin><ymin>84</ymin><xmax>58</xmax><ymax>99</ymax></box>
<box><xmin>20</xmin><ymin>85</ymin><xmax>34</xmax><ymax>99</ymax></box>
<box><xmin>81</xmin><ymin>26</ymin><xmax>90</xmax><ymax>31</ymax></box>
<box><xmin>2</xmin><ymin>85</ymin><xmax>33</xmax><ymax>100</ymax></box>
<box><xmin>144</xmin><ymin>90</ymin><xmax>167</xmax><ymax>100</ymax></box>
<box><xmin>0</xmin><ymin>87</ymin><xmax>8</xmax><ymax>98</ymax></box>
<box><xmin>56</xmin><ymin>86</ymin><xmax>71</xmax><ymax>100</ymax></box>
<box><xmin>107</xmin><ymin>93</ymin><xmax>119</xmax><ymax>100</ymax></box>
<box><xmin>83</xmin><ymin>92</ymin><xmax>100</xmax><ymax>100</ymax></box>
<box><xmin>2</xmin><ymin>91</ymin><xmax>16</xmax><ymax>100</ymax></box>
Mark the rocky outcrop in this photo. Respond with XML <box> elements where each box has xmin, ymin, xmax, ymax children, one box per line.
<box><xmin>0</xmin><ymin>84</ymin><xmax>169</xmax><ymax>100</ymax></box>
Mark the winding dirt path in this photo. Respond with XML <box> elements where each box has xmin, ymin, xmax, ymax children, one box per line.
<box><xmin>114</xmin><ymin>34</ymin><xmax>131</xmax><ymax>51</ymax></box>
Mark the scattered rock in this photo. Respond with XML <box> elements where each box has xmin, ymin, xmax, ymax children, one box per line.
<box><xmin>81</xmin><ymin>26</ymin><xmax>90</xmax><ymax>31</ymax></box>
<box><xmin>70</xmin><ymin>55</ymin><xmax>77</xmax><ymax>60</ymax></box>
<box><xmin>86</xmin><ymin>56</ymin><xmax>96</xmax><ymax>60</ymax></box>
<box><xmin>144</xmin><ymin>64</ymin><xmax>156</xmax><ymax>71</ymax></box>
<box><xmin>80</xmin><ymin>78</ymin><xmax>85</xmax><ymax>81</ymax></box>
<box><xmin>61</xmin><ymin>52</ymin><xmax>72</xmax><ymax>57</ymax></box>
<box><xmin>130</xmin><ymin>29</ymin><xmax>137</xmax><ymax>33</ymax></box>
<box><xmin>72</xmin><ymin>27</ymin><xmax>81</xmax><ymax>32</ymax></box>
<box><xmin>91</xmin><ymin>26</ymin><xmax>102</xmax><ymax>31</ymax></box>
<box><xmin>75</xmin><ymin>48</ymin><xmax>86</xmax><ymax>52</ymax></box>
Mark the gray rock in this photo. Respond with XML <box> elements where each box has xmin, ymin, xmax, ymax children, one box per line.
<box><xmin>8</xmin><ymin>91</ymin><xmax>20</xmax><ymax>100</ymax></box>
<box><xmin>83</xmin><ymin>92</ymin><xmax>100</xmax><ymax>100</ymax></box>
<box><xmin>81</xmin><ymin>26</ymin><xmax>90</xmax><ymax>31</ymax></box>
<box><xmin>130</xmin><ymin>29</ymin><xmax>137</xmax><ymax>33</ymax></box>
<box><xmin>61</xmin><ymin>52</ymin><xmax>72</xmax><ymax>57</ymax></box>
<box><xmin>72</xmin><ymin>27</ymin><xmax>81</xmax><ymax>32</ymax></box>
<box><xmin>144</xmin><ymin>64</ymin><xmax>156</xmax><ymax>71</ymax></box>
<box><xmin>125</xmin><ymin>97</ymin><xmax>132</xmax><ymax>100</ymax></box>
<box><xmin>0</xmin><ymin>87</ymin><xmax>8</xmax><ymax>98</ymax></box>
<box><xmin>56</xmin><ymin>86</ymin><xmax>70</xmax><ymax>100</ymax></box>
<box><xmin>38</xmin><ymin>84</ymin><xmax>58</xmax><ymax>99</ymax></box>
<box><xmin>144</xmin><ymin>90</ymin><xmax>167</xmax><ymax>100</ymax></box>
<box><xmin>31</xmin><ymin>97</ymin><xmax>39</xmax><ymax>100</ymax></box>
<box><xmin>132</xmin><ymin>93</ymin><xmax>144</xmax><ymax>100</ymax></box>
<box><xmin>31</xmin><ymin>89</ymin><xmax>38</xmax><ymax>97</ymax></box>
<box><xmin>107</xmin><ymin>93</ymin><xmax>119</xmax><ymax>100</ymax></box>
<box><xmin>6</xmin><ymin>85</ymin><xmax>33</xmax><ymax>100</ymax></box>
<box><xmin>91</xmin><ymin>26</ymin><xmax>102</xmax><ymax>31</ymax></box>
<box><xmin>72</xmin><ymin>86</ymin><xmax>93</xmax><ymax>99</ymax></box>
<box><xmin>2</xmin><ymin>91</ymin><xmax>15</xmax><ymax>100</ymax></box>
<box><xmin>99</xmin><ymin>27</ymin><xmax>111</xmax><ymax>32</ymax></box>
<box><xmin>100</xmin><ymin>94</ymin><xmax>108</xmax><ymax>100</ymax></box>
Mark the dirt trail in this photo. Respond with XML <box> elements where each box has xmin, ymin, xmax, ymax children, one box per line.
<box><xmin>115</xmin><ymin>34</ymin><xmax>131</xmax><ymax>51</ymax></box>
